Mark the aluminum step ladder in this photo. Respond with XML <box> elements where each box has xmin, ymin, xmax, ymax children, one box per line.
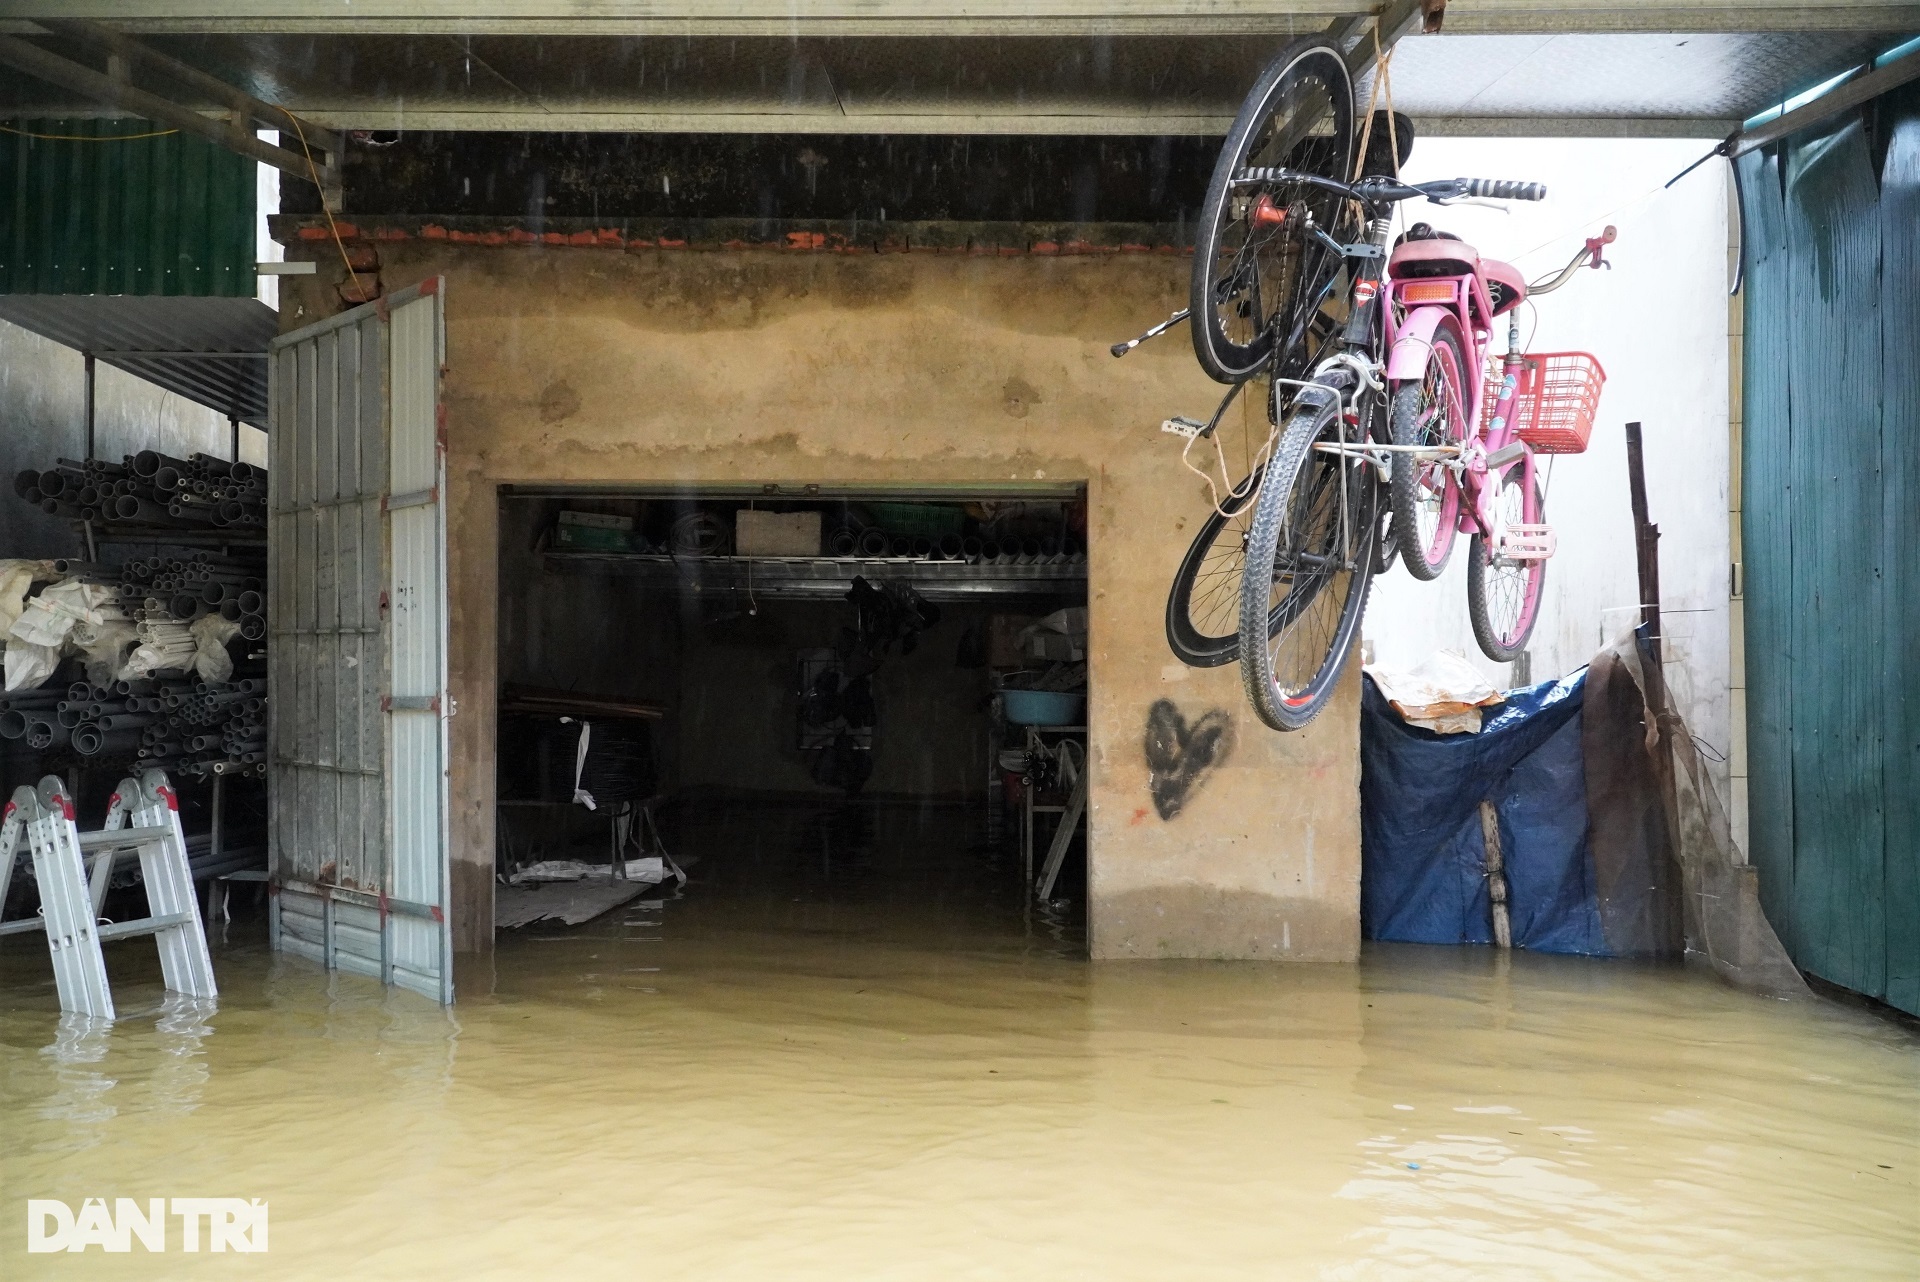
<box><xmin>0</xmin><ymin>769</ymin><xmax>217</xmax><ymax>1019</ymax></box>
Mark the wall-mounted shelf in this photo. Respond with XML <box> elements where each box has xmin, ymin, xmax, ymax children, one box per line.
<box><xmin>542</xmin><ymin>552</ymin><xmax>1087</xmax><ymax>600</ymax></box>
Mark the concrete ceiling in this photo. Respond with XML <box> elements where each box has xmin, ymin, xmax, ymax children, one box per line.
<box><xmin>0</xmin><ymin>2</ymin><xmax>1913</xmax><ymax>136</ymax></box>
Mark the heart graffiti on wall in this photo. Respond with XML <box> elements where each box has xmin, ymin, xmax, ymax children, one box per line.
<box><xmin>1144</xmin><ymin>699</ymin><xmax>1234</xmax><ymax>821</ymax></box>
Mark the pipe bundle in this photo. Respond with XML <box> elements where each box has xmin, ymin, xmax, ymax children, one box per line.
<box><xmin>821</xmin><ymin>525</ymin><xmax>1086</xmax><ymax>566</ymax></box>
<box><xmin>15</xmin><ymin>451</ymin><xmax>268</xmax><ymax>531</ymax></box>
<box><xmin>72</xmin><ymin>550</ymin><xmax>267</xmax><ymax>634</ymax></box>
<box><xmin>0</xmin><ymin>676</ymin><xmax>266</xmax><ymax>775</ymax></box>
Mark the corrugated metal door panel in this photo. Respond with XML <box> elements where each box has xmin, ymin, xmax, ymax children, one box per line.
<box><xmin>1737</xmin><ymin>148</ymin><xmax>1798</xmax><ymax>962</ymax></box>
<box><xmin>1878</xmin><ymin>95</ymin><xmax>1920</xmax><ymax>1017</ymax></box>
<box><xmin>1782</xmin><ymin>119</ymin><xmax>1886</xmax><ymax>998</ymax></box>
<box><xmin>385</xmin><ymin>286</ymin><xmax>451</xmax><ymax>1005</ymax></box>
<box><xmin>1740</xmin><ymin>84</ymin><xmax>1920</xmax><ymax>1017</ymax></box>
<box><xmin>0</xmin><ymin>119</ymin><xmax>254</xmax><ymax>296</ymax></box>
<box><xmin>270</xmin><ymin>281</ymin><xmax>450</xmax><ymax>1005</ymax></box>
<box><xmin>271</xmin><ymin>306</ymin><xmax>387</xmax><ymax>984</ymax></box>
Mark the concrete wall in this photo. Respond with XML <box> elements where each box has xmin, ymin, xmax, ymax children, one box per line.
<box><xmin>1364</xmin><ymin>138</ymin><xmax>1735</xmax><ymax>804</ymax></box>
<box><xmin>284</xmin><ymin>245</ymin><xmax>1365</xmax><ymax>962</ymax></box>
<box><xmin>0</xmin><ymin>317</ymin><xmax>268</xmax><ymax>560</ymax></box>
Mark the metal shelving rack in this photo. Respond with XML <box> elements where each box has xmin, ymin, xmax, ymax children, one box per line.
<box><xmin>543</xmin><ymin>551</ymin><xmax>1087</xmax><ymax>601</ymax></box>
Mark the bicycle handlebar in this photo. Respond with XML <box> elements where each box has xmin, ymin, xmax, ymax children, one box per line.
<box><xmin>1236</xmin><ymin>170</ymin><xmax>1547</xmax><ymax>206</ymax></box>
<box><xmin>1459</xmin><ymin>178</ymin><xmax>1547</xmax><ymax>201</ymax></box>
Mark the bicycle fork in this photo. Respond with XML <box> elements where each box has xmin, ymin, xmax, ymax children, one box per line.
<box><xmin>1481</xmin><ymin>313</ymin><xmax>1555</xmax><ymax>564</ymax></box>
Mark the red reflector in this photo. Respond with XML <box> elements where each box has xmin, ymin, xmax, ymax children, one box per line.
<box><xmin>1398</xmin><ymin>280</ymin><xmax>1457</xmax><ymax>304</ymax></box>
<box><xmin>1249</xmin><ymin>195</ymin><xmax>1287</xmax><ymax>228</ymax></box>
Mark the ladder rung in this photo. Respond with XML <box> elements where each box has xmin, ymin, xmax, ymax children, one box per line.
<box><xmin>95</xmin><ymin>911</ymin><xmax>194</xmax><ymax>942</ymax></box>
<box><xmin>0</xmin><ymin>916</ymin><xmax>46</xmax><ymax>937</ymax></box>
<box><xmin>76</xmin><ymin>825</ymin><xmax>173</xmax><ymax>849</ymax></box>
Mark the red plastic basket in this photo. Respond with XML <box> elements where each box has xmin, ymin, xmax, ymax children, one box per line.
<box><xmin>1479</xmin><ymin>351</ymin><xmax>1607</xmax><ymax>454</ymax></box>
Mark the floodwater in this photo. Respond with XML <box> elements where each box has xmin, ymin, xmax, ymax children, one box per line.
<box><xmin>1</xmin><ymin>802</ymin><xmax>1915</xmax><ymax>1279</ymax></box>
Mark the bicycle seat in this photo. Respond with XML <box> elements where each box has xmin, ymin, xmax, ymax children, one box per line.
<box><xmin>1388</xmin><ymin>236</ymin><xmax>1479</xmax><ymax>279</ymax></box>
<box><xmin>1481</xmin><ymin>258</ymin><xmax>1527</xmax><ymax>315</ymax></box>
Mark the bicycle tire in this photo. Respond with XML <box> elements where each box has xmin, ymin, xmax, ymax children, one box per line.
<box><xmin>1237</xmin><ymin>394</ymin><xmax>1378</xmax><ymax>731</ymax></box>
<box><xmin>1166</xmin><ymin>465</ymin><xmax>1271</xmax><ymax>667</ymax></box>
<box><xmin>1191</xmin><ymin>41</ymin><xmax>1355</xmax><ymax>385</ymax></box>
<box><xmin>1467</xmin><ymin>468</ymin><xmax>1547</xmax><ymax>662</ymax></box>
<box><xmin>1390</xmin><ymin>316</ymin><xmax>1469</xmax><ymax>581</ymax></box>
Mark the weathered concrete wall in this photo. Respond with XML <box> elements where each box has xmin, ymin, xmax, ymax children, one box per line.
<box><xmin>284</xmin><ymin>245</ymin><xmax>1363</xmax><ymax>963</ymax></box>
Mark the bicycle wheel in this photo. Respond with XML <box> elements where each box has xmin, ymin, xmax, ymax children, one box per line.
<box><xmin>1191</xmin><ymin>41</ymin><xmax>1355</xmax><ymax>385</ymax></box>
<box><xmin>1390</xmin><ymin>316</ymin><xmax>1469</xmax><ymax>581</ymax></box>
<box><xmin>1238</xmin><ymin>395</ymin><xmax>1378</xmax><ymax>731</ymax></box>
<box><xmin>1468</xmin><ymin>467</ymin><xmax>1547</xmax><ymax>662</ymax></box>
<box><xmin>1166</xmin><ymin>465</ymin><xmax>1267</xmax><ymax>667</ymax></box>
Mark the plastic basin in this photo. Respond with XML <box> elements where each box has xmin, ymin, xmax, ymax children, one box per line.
<box><xmin>1001</xmin><ymin>690</ymin><xmax>1085</xmax><ymax>726</ymax></box>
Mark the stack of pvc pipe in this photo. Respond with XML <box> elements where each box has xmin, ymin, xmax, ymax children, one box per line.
<box><xmin>820</xmin><ymin>525</ymin><xmax>1088</xmax><ymax>566</ymax></box>
<box><xmin>15</xmin><ymin>451</ymin><xmax>268</xmax><ymax>531</ymax></box>
<box><xmin>98</xmin><ymin>551</ymin><xmax>266</xmax><ymax>637</ymax></box>
<box><xmin>0</xmin><ymin>676</ymin><xmax>266</xmax><ymax>774</ymax></box>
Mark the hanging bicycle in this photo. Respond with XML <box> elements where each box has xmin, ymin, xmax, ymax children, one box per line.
<box><xmin>1116</xmin><ymin>35</ymin><xmax>1612</xmax><ymax>731</ymax></box>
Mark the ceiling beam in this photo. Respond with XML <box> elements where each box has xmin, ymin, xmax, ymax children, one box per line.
<box><xmin>1</xmin><ymin>1</ymin><xmax>1917</xmax><ymax>36</ymax></box>
<box><xmin>1728</xmin><ymin>40</ymin><xmax>1920</xmax><ymax>153</ymax></box>
<box><xmin>0</xmin><ymin>34</ymin><xmax>341</xmax><ymax>197</ymax></box>
<box><xmin>34</xmin><ymin>17</ymin><xmax>343</xmax><ymax>157</ymax></box>
<box><xmin>258</xmin><ymin>106</ymin><xmax>1738</xmax><ymax>138</ymax></box>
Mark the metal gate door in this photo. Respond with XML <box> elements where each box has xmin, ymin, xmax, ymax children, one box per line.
<box><xmin>266</xmin><ymin>280</ymin><xmax>451</xmax><ymax>1004</ymax></box>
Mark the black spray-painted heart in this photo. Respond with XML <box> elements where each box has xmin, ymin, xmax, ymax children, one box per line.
<box><xmin>1144</xmin><ymin>699</ymin><xmax>1235</xmax><ymax>821</ymax></box>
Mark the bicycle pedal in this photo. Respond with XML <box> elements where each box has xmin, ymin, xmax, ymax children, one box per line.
<box><xmin>1161</xmin><ymin>415</ymin><xmax>1206</xmax><ymax>439</ymax></box>
<box><xmin>1496</xmin><ymin>523</ymin><xmax>1556</xmax><ymax>561</ymax></box>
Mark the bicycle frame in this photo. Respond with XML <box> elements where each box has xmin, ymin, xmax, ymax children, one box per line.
<box><xmin>1381</xmin><ymin>273</ymin><xmax>1531</xmax><ymax>548</ymax></box>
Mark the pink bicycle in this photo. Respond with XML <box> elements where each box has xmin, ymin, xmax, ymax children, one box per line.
<box><xmin>1383</xmin><ymin>222</ymin><xmax>1612</xmax><ymax>662</ymax></box>
<box><xmin>1129</xmin><ymin>35</ymin><xmax>1612</xmax><ymax>729</ymax></box>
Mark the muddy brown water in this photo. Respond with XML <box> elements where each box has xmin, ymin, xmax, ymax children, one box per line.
<box><xmin>2</xmin><ymin>803</ymin><xmax>1915</xmax><ymax>1278</ymax></box>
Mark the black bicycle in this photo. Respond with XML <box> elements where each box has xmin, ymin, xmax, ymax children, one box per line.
<box><xmin>1119</xmin><ymin>36</ymin><xmax>1547</xmax><ymax>729</ymax></box>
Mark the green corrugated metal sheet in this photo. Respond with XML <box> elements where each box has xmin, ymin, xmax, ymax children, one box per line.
<box><xmin>0</xmin><ymin>117</ymin><xmax>254</xmax><ymax>296</ymax></box>
<box><xmin>1739</xmin><ymin>81</ymin><xmax>1920</xmax><ymax>1017</ymax></box>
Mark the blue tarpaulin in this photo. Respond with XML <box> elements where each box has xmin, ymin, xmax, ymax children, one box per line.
<box><xmin>1360</xmin><ymin>669</ymin><xmax>1610</xmax><ymax>956</ymax></box>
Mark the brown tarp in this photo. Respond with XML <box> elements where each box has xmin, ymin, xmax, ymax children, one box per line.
<box><xmin>1584</xmin><ymin>632</ymin><xmax>1806</xmax><ymax>997</ymax></box>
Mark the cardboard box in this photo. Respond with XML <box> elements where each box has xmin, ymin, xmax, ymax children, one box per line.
<box><xmin>736</xmin><ymin>510</ymin><xmax>821</xmax><ymax>557</ymax></box>
<box><xmin>1023</xmin><ymin>631</ymin><xmax>1084</xmax><ymax>663</ymax></box>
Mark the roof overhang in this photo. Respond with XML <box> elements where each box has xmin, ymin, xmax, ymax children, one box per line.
<box><xmin>0</xmin><ymin>4</ymin><xmax>1913</xmax><ymax>138</ymax></box>
<box><xmin>0</xmin><ymin>295</ymin><xmax>274</xmax><ymax>427</ymax></box>
<box><xmin>2</xmin><ymin>3</ymin><xmax>1917</xmax><ymax>37</ymax></box>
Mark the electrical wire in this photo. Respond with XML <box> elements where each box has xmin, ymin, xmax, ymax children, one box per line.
<box><xmin>275</xmin><ymin>108</ymin><xmax>359</xmax><ymax>290</ymax></box>
<box><xmin>0</xmin><ymin>123</ymin><xmax>178</xmax><ymax>141</ymax></box>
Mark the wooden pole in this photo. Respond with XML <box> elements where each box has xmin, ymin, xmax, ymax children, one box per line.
<box><xmin>1479</xmin><ymin>799</ymin><xmax>1511</xmax><ymax>949</ymax></box>
<box><xmin>1624</xmin><ymin>421</ymin><xmax>1663</xmax><ymax>665</ymax></box>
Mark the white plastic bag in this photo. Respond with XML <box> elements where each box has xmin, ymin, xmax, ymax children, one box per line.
<box><xmin>190</xmin><ymin>613</ymin><xmax>241</xmax><ymax>682</ymax></box>
<box><xmin>0</xmin><ymin>559</ymin><xmax>56</xmax><ymax>635</ymax></box>
<box><xmin>79</xmin><ymin>621</ymin><xmax>139</xmax><ymax>687</ymax></box>
<box><xmin>4</xmin><ymin>636</ymin><xmax>61</xmax><ymax>692</ymax></box>
<box><xmin>1364</xmin><ymin>650</ymin><xmax>1506</xmax><ymax>734</ymax></box>
<box><xmin>8</xmin><ymin>579</ymin><xmax>121</xmax><ymax>648</ymax></box>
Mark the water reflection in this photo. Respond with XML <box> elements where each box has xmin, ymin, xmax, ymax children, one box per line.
<box><xmin>142</xmin><ymin>994</ymin><xmax>216</xmax><ymax>1118</ymax></box>
<box><xmin>36</xmin><ymin>1012</ymin><xmax>117</xmax><ymax>1144</ymax></box>
<box><xmin>0</xmin><ymin>806</ymin><xmax>1915</xmax><ymax>1278</ymax></box>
